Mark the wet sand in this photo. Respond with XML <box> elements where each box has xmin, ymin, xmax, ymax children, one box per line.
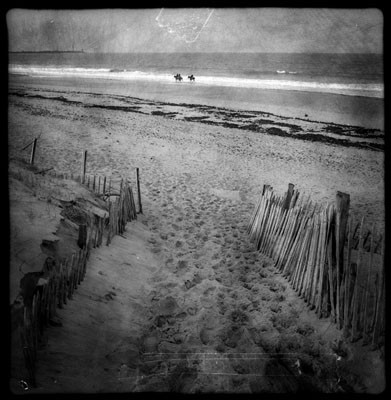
<box><xmin>9</xmin><ymin>74</ymin><xmax>385</xmax><ymax>129</ymax></box>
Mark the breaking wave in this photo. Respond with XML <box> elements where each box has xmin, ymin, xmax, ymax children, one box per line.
<box><xmin>9</xmin><ymin>64</ymin><xmax>384</xmax><ymax>98</ymax></box>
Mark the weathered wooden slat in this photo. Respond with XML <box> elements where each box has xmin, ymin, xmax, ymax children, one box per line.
<box><xmin>282</xmin><ymin>183</ymin><xmax>295</xmax><ymax>210</ymax></box>
<box><xmin>335</xmin><ymin>208</ymin><xmax>341</xmax><ymax>327</ymax></box>
<box><xmin>303</xmin><ymin>214</ymin><xmax>320</xmax><ymax>304</ymax></box>
<box><xmin>343</xmin><ymin>216</ymin><xmax>353</xmax><ymax>334</ymax></box>
<box><xmin>260</xmin><ymin>201</ymin><xmax>278</xmax><ymax>253</ymax></box>
<box><xmin>283</xmin><ymin>206</ymin><xmax>312</xmax><ymax>277</ymax></box>
<box><xmin>351</xmin><ymin>216</ymin><xmax>365</xmax><ymax>342</ymax></box>
<box><xmin>256</xmin><ymin>197</ymin><xmax>272</xmax><ymax>250</ymax></box>
<box><xmin>363</xmin><ymin>223</ymin><xmax>375</xmax><ymax>340</ymax></box>
<box><xmin>272</xmin><ymin>207</ymin><xmax>291</xmax><ymax>261</ymax></box>
<box><xmin>297</xmin><ymin>218</ymin><xmax>315</xmax><ymax>296</ymax></box>
<box><xmin>276</xmin><ymin>207</ymin><xmax>300</xmax><ymax>271</ymax></box>
<box><xmin>250</xmin><ymin>195</ymin><xmax>267</xmax><ymax>242</ymax></box>
<box><xmin>81</xmin><ymin>150</ymin><xmax>87</xmax><ymax>184</ymax></box>
<box><xmin>314</xmin><ymin>207</ymin><xmax>328</xmax><ymax>315</ymax></box>
<box><xmin>264</xmin><ymin>206</ymin><xmax>279</xmax><ymax>256</ymax></box>
<box><xmin>247</xmin><ymin>194</ymin><xmax>263</xmax><ymax>234</ymax></box>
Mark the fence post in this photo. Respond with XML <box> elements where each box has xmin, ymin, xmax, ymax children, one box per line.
<box><xmin>283</xmin><ymin>183</ymin><xmax>295</xmax><ymax>210</ymax></box>
<box><xmin>262</xmin><ymin>184</ymin><xmax>271</xmax><ymax>196</ymax></box>
<box><xmin>336</xmin><ymin>192</ymin><xmax>350</xmax><ymax>265</ymax></box>
<box><xmin>77</xmin><ymin>224</ymin><xmax>87</xmax><ymax>249</ymax></box>
<box><xmin>81</xmin><ymin>150</ymin><xmax>87</xmax><ymax>184</ymax></box>
<box><xmin>136</xmin><ymin>167</ymin><xmax>143</xmax><ymax>214</ymax></box>
<box><xmin>372</xmin><ymin>238</ymin><xmax>385</xmax><ymax>345</ymax></box>
<box><xmin>335</xmin><ymin>191</ymin><xmax>350</xmax><ymax>328</ymax></box>
<box><xmin>30</xmin><ymin>138</ymin><xmax>37</xmax><ymax>165</ymax></box>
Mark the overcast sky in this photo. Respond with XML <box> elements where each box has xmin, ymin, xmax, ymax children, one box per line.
<box><xmin>7</xmin><ymin>8</ymin><xmax>383</xmax><ymax>53</ymax></box>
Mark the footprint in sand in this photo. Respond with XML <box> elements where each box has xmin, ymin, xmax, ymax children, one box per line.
<box><xmin>175</xmin><ymin>312</ymin><xmax>187</xmax><ymax>320</ymax></box>
<box><xmin>203</xmin><ymin>286</ymin><xmax>216</xmax><ymax>296</ymax></box>
<box><xmin>140</xmin><ymin>330</ymin><xmax>161</xmax><ymax>354</ymax></box>
<box><xmin>261</xmin><ymin>291</ymin><xmax>273</xmax><ymax>302</ymax></box>
<box><xmin>186</xmin><ymin>306</ymin><xmax>198</xmax><ymax>316</ymax></box>
<box><xmin>165</xmin><ymin>257</ymin><xmax>174</xmax><ymax>265</ymax></box>
<box><xmin>228</xmin><ymin>265</ymin><xmax>237</xmax><ymax>273</ymax></box>
<box><xmin>200</xmin><ymin>295</ymin><xmax>216</xmax><ymax>309</ymax></box>
<box><xmin>151</xmin><ymin>245</ymin><xmax>162</xmax><ymax>253</ymax></box>
<box><xmin>184</xmin><ymin>280</ymin><xmax>196</xmax><ymax>290</ymax></box>
<box><xmin>176</xmin><ymin>260</ymin><xmax>188</xmax><ymax>270</ymax></box>
<box><xmin>199</xmin><ymin>327</ymin><xmax>214</xmax><ymax>345</ymax></box>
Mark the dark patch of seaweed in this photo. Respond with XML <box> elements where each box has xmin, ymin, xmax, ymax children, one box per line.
<box><xmin>322</xmin><ymin>124</ymin><xmax>382</xmax><ymax>138</ymax></box>
<box><xmin>9</xmin><ymin>89</ymin><xmax>383</xmax><ymax>151</ymax></box>
<box><xmin>183</xmin><ymin>116</ymin><xmax>210</xmax><ymax>121</ymax></box>
<box><xmin>10</xmin><ymin>91</ymin><xmax>84</xmax><ymax>106</ymax></box>
<box><xmin>192</xmin><ymin>119</ymin><xmax>383</xmax><ymax>151</ymax></box>
<box><xmin>151</xmin><ymin>110</ymin><xmax>177</xmax><ymax>117</ymax></box>
<box><xmin>86</xmin><ymin>104</ymin><xmax>146</xmax><ymax>114</ymax></box>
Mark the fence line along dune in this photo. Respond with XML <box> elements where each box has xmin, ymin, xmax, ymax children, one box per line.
<box><xmin>16</xmin><ymin>160</ymin><xmax>140</xmax><ymax>387</ymax></box>
<box><xmin>248</xmin><ymin>183</ymin><xmax>384</xmax><ymax>347</ymax></box>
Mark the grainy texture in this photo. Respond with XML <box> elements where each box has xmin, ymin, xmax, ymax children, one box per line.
<box><xmin>9</xmin><ymin>81</ymin><xmax>384</xmax><ymax>394</ymax></box>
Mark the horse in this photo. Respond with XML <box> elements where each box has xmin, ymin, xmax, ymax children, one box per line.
<box><xmin>188</xmin><ymin>74</ymin><xmax>195</xmax><ymax>82</ymax></box>
<box><xmin>174</xmin><ymin>73</ymin><xmax>183</xmax><ymax>82</ymax></box>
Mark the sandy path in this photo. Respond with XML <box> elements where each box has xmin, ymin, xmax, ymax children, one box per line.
<box><xmin>8</xmin><ymin>85</ymin><xmax>385</xmax><ymax>393</ymax></box>
<box><xmin>28</xmin><ymin>220</ymin><xmax>160</xmax><ymax>393</ymax></box>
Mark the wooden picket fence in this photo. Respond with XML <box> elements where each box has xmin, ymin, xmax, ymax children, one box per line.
<box><xmin>248</xmin><ymin>183</ymin><xmax>385</xmax><ymax>347</ymax></box>
<box><xmin>20</xmin><ymin>246</ymin><xmax>90</xmax><ymax>387</ymax></box>
<box><xmin>104</xmin><ymin>178</ymin><xmax>138</xmax><ymax>245</ymax></box>
<box><xmin>17</xmin><ymin>137</ymin><xmax>38</xmax><ymax>165</ymax></box>
<box><xmin>79</xmin><ymin>173</ymin><xmax>138</xmax><ymax>245</ymax></box>
<box><xmin>18</xmin><ymin>170</ymin><xmax>139</xmax><ymax>387</ymax></box>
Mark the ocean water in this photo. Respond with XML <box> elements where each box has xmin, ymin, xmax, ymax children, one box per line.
<box><xmin>8</xmin><ymin>52</ymin><xmax>383</xmax><ymax>98</ymax></box>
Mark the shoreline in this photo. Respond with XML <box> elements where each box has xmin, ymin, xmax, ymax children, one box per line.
<box><xmin>9</xmin><ymin>75</ymin><xmax>384</xmax><ymax>130</ymax></box>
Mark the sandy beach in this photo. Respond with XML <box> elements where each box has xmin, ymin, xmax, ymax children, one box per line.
<box><xmin>9</xmin><ymin>76</ymin><xmax>385</xmax><ymax>393</ymax></box>
<box><xmin>8</xmin><ymin>75</ymin><xmax>385</xmax><ymax>225</ymax></box>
